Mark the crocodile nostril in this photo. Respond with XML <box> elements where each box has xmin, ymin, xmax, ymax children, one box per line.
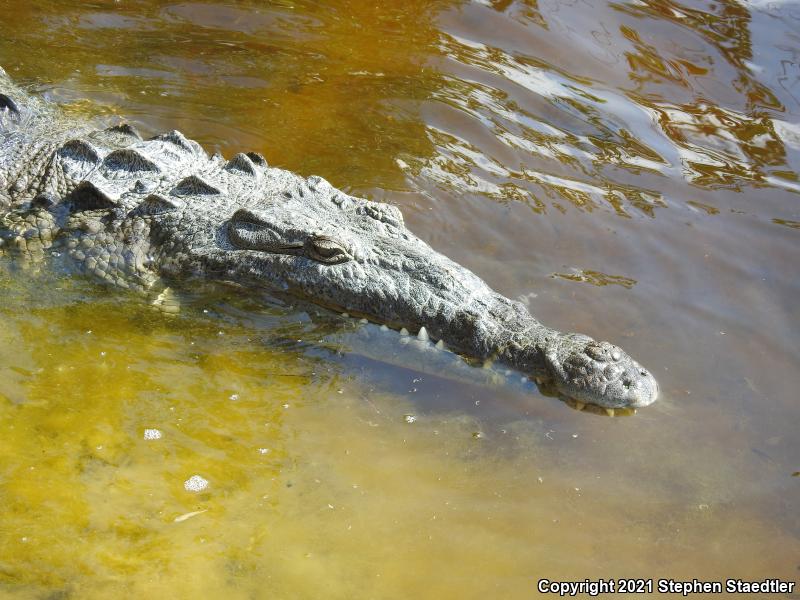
<box><xmin>640</xmin><ymin>369</ymin><xmax>648</xmax><ymax>376</ymax></box>
<box><xmin>622</xmin><ymin>379</ymin><xmax>632</xmax><ymax>389</ymax></box>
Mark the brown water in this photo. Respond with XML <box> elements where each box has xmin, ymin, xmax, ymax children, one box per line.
<box><xmin>1</xmin><ymin>1</ymin><xmax>799</xmax><ymax>598</ymax></box>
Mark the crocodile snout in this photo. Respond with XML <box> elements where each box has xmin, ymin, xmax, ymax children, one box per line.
<box><xmin>544</xmin><ymin>335</ymin><xmax>659</xmax><ymax>409</ymax></box>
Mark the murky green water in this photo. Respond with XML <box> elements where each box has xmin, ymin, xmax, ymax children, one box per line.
<box><xmin>1</xmin><ymin>1</ymin><xmax>799</xmax><ymax>597</ymax></box>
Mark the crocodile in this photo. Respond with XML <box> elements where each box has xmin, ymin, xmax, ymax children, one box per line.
<box><xmin>0</xmin><ymin>66</ymin><xmax>658</xmax><ymax>410</ymax></box>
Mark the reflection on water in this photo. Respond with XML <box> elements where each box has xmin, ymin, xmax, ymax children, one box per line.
<box><xmin>1</xmin><ymin>0</ymin><xmax>799</xmax><ymax>597</ymax></box>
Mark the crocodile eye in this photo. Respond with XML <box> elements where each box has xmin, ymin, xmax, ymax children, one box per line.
<box><xmin>306</xmin><ymin>235</ymin><xmax>350</xmax><ymax>264</ymax></box>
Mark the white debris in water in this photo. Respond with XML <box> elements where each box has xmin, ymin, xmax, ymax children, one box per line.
<box><xmin>404</xmin><ymin>414</ymin><xmax>417</xmax><ymax>424</ymax></box>
<box><xmin>184</xmin><ymin>475</ymin><xmax>209</xmax><ymax>492</ymax></box>
<box><xmin>143</xmin><ymin>428</ymin><xmax>163</xmax><ymax>440</ymax></box>
<box><xmin>258</xmin><ymin>448</ymin><xmax>270</xmax><ymax>455</ymax></box>
<box><xmin>229</xmin><ymin>394</ymin><xmax>239</xmax><ymax>401</ymax></box>
<box><xmin>174</xmin><ymin>509</ymin><xmax>207</xmax><ymax>523</ymax></box>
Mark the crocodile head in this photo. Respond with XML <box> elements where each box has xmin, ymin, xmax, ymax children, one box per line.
<box><xmin>145</xmin><ymin>167</ymin><xmax>657</xmax><ymax>410</ymax></box>
<box><xmin>541</xmin><ymin>335</ymin><xmax>658</xmax><ymax>409</ymax></box>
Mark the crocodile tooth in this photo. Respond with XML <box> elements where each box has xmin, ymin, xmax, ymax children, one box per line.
<box><xmin>417</xmin><ymin>326</ymin><xmax>429</xmax><ymax>342</ymax></box>
<box><xmin>482</xmin><ymin>359</ymin><xmax>493</xmax><ymax>369</ymax></box>
<box><xmin>341</xmin><ymin>312</ymin><xmax>349</xmax><ymax>318</ymax></box>
<box><xmin>574</xmin><ymin>401</ymin><xmax>586</xmax><ymax>411</ymax></box>
<box><xmin>605</xmin><ymin>408</ymin><xmax>615</xmax><ymax>417</ymax></box>
<box><xmin>520</xmin><ymin>376</ymin><xmax>528</xmax><ymax>383</ymax></box>
<box><xmin>380</xmin><ymin>324</ymin><xmax>389</xmax><ymax>331</ymax></box>
<box><xmin>435</xmin><ymin>339</ymin><xmax>444</xmax><ymax>350</ymax></box>
<box><xmin>359</xmin><ymin>318</ymin><xmax>368</xmax><ymax>324</ymax></box>
<box><xmin>399</xmin><ymin>327</ymin><xmax>409</xmax><ymax>336</ymax></box>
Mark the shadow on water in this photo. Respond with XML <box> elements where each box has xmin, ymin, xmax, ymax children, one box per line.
<box><xmin>0</xmin><ymin>0</ymin><xmax>799</xmax><ymax>597</ymax></box>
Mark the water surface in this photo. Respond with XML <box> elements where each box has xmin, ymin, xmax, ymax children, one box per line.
<box><xmin>1</xmin><ymin>0</ymin><xmax>799</xmax><ymax>597</ymax></box>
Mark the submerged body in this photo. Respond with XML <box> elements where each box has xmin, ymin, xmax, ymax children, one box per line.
<box><xmin>0</xmin><ymin>67</ymin><xmax>657</xmax><ymax>409</ymax></box>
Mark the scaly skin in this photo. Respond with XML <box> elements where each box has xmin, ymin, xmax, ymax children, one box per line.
<box><xmin>0</xmin><ymin>67</ymin><xmax>658</xmax><ymax>409</ymax></box>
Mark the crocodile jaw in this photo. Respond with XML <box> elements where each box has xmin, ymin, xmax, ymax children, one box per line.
<box><xmin>193</xmin><ymin>241</ymin><xmax>659</xmax><ymax>409</ymax></box>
